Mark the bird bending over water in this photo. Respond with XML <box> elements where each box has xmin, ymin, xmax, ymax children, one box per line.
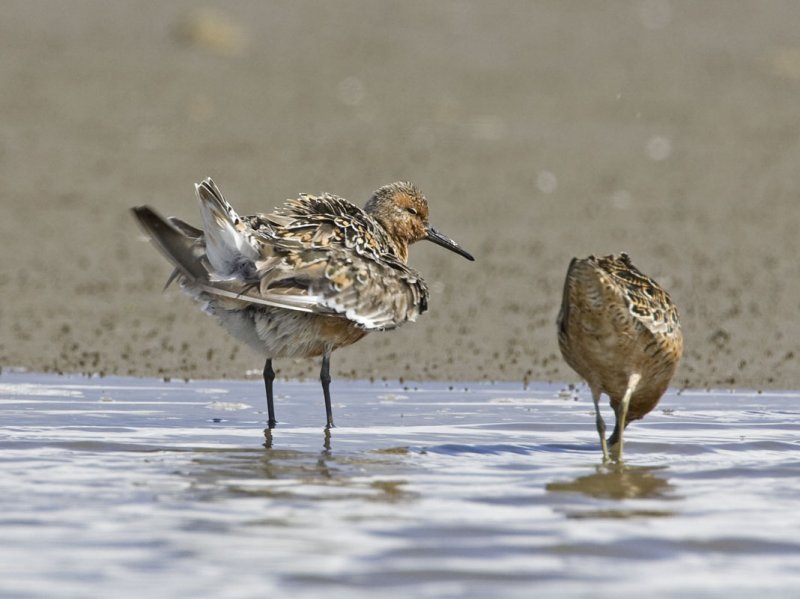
<box><xmin>557</xmin><ymin>253</ymin><xmax>683</xmax><ymax>461</ymax></box>
<box><xmin>132</xmin><ymin>179</ymin><xmax>474</xmax><ymax>429</ymax></box>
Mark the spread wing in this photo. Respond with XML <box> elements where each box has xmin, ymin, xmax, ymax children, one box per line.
<box><xmin>244</xmin><ymin>245</ymin><xmax>428</xmax><ymax>329</ymax></box>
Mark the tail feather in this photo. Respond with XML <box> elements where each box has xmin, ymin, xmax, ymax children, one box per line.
<box><xmin>131</xmin><ymin>206</ymin><xmax>208</xmax><ymax>283</ymax></box>
<box><xmin>133</xmin><ymin>179</ymin><xmax>324</xmax><ymax>315</ymax></box>
<box><xmin>195</xmin><ymin>178</ymin><xmax>260</xmax><ymax>276</ymax></box>
<box><xmin>168</xmin><ymin>216</ymin><xmax>203</xmax><ymax>238</ymax></box>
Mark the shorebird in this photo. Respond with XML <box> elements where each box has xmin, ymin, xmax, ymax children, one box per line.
<box><xmin>132</xmin><ymin>178</ymin><xmax>474</xmax><ymax>429</ymax></box>
<box><xmin>557</xmin><ymin>253</ymin><xmax>683</xmax><ymax>461</ymax></box>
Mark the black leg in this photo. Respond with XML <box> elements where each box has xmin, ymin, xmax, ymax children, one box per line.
<box><xmin>263</xmin><ymin>358</ymin><xmax>276</xmax><ymax>428</ymax></box>
<box><xmin>320</xmin><ymin>350</ymin><xmax>334</xmax><ymax>428</ymax></box>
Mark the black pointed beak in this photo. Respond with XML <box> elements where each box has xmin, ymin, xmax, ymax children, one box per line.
<box><xmin>425</xmin><ymin>226</ymin><xmax>475</xmax><ymax>261</ymax></box>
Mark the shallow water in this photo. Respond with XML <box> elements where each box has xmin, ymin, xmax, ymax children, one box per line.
<box><xmin>1</xmin><ymin>373</ymin><xmax>799</xmax><ymax>598</ymax></box>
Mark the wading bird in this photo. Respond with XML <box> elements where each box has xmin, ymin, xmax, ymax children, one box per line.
<box><xmin>557</xmin><ymin>253</ymin><xmax>683</xmax><ymax>460</ymax></box>
<box><xmin>132</xmin><ymin>178</ymin><xmax>474</xmax><ymax>429</ymax></box>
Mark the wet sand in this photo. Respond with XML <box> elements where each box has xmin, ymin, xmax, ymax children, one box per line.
<box><xmin>1</xmin><ymin>1</ymin><xmax>799</xmax><ymax>388</ymax></box>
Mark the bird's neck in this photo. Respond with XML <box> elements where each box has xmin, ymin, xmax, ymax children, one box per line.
<box><xmin>368</xmin><ymin>212</ymin><xmax>411</xmax><ymax>263</ymax></box>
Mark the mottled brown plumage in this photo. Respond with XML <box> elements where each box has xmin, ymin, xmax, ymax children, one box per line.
<box><xmin>132</xmin><ymin>178</ymin><xmax>473</xmax><ymax>429</ymax></box>
<box><xmin>557</xmin><ymin>253</ymin><xmax>683</xmax><ymax>460</ymax></box>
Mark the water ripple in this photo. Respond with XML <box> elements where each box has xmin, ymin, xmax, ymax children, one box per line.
<box><xmin>1</xmin><ymin>373</ymin><xmax>800</xmax><ymax>597</ymax></box>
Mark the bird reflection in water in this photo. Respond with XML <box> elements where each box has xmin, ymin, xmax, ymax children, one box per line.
<box><xmin>262</xmin><ymin>427</ymin><xmax>331</xmax><ymax>452</ymax></box>
<box><xmin>546</xmin><ymin>464</ymin><xmax>678</xmax><ymax>518</ymax></box>
<box><xmin>263</xmin><ymin>427</ymin><xmax>332</xmax><ymax>453</ymax></box>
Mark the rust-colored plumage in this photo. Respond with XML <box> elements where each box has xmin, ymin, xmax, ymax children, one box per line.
<box><xmin>557</xmin><ymin>253</ymin><xmax>683</xmax><ymax>460</ymax></box>
<box><xmin>132</xmin><ymin>179</ymin><xmax>474</xmax><ymax>429</ymax></box>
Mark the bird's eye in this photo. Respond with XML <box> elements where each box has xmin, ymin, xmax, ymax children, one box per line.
<box><xmin>406</xmin><ymin>207</ymin><xmax>418</xmax><ymax>216</ymax></box>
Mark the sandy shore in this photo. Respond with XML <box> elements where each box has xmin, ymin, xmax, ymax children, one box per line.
<box><xmin>1</xmin><ymin>1</ymin><xmax>799</xmax><ymax>389</ymax></box>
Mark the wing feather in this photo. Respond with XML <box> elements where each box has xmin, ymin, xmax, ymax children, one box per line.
<box><xmin>136</xmin><ymin>182</ymin><xmax>427</xmax><ymax>328</ymax></box>
<box><xmin>597</xmin><ymin>253</ymin><xmax>681</xmax><ymax>338</ymax></box>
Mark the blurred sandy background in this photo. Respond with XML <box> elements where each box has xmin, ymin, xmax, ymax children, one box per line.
<box><xmin>1</xmin><ymin>1</ymin><xmax>799</xmax><ymax>389</ymax></box>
